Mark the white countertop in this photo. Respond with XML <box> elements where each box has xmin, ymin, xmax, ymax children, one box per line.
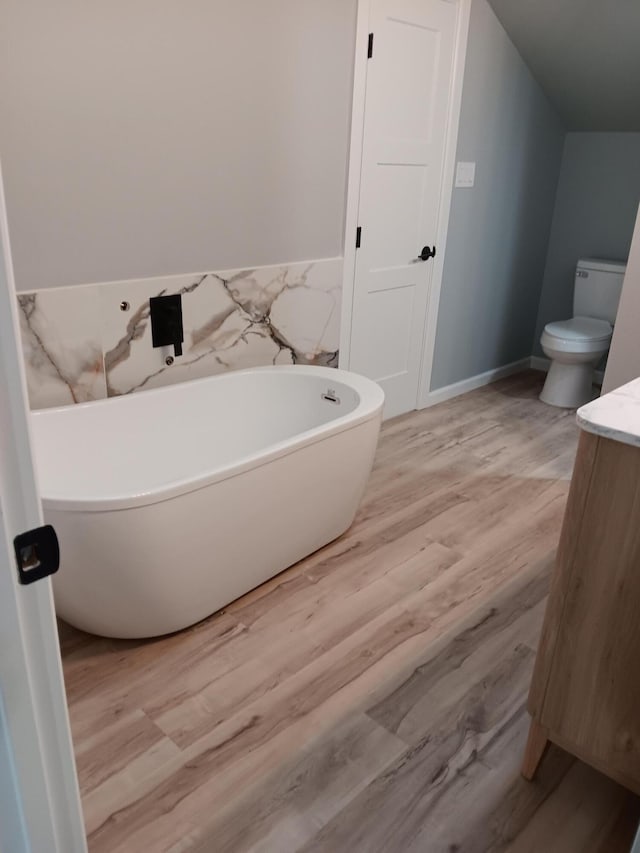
<box><xmin>577</xmin><ymin>377</ymin><xmax>640</xmax><ymax>448</ymax></box>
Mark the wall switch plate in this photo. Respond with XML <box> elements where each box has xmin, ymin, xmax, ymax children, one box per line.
<box><xmin>455</xmin><ymin>161</ymin><xmax>476</xmax><ymax>188</ymax></box>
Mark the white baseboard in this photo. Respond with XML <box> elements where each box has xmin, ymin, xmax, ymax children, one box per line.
<box><xmin>420</xmin><ymin>353</ymin><xmax>606</xmax><ymax>411</ymax></box>
<box><xmin>529</xmin><ymin>355</ymin><xmax>550</xmax><ymax>373</ymax></box>
<box><xmin>421</xmin><ymin>357</ymin><xmax>531</xmax><ymax>408</ymax></box>
<box><xmin>530</xmin><ymin>355</ymin><xmax>604</xmax><ymax>385</ymax></box>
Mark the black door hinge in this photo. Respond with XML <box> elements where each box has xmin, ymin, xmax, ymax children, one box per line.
<box><xmin>356</xmin><ymin>226</ymin><xmax>362</xmax><ymax>248</ymax></box>
<box><xmin>14</xmin><ymin>524</ymin><xmax>60</xmax><ymax>585</ymax></box>
<box><xmin>368</xmin><ymin>33</ymin><xmax>374</xmax><ymax>59</ymax></box>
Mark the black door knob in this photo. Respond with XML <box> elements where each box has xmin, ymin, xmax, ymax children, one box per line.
<box><xmin>417</xmin><ymin>245</ymin><xmax>436</xmax><ymax>262</ymax></box>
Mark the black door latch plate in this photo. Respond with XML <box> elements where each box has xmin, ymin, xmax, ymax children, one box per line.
<box><xmin>14</xmin><ymin>524</ymin><xmax>60</xmax><ymax>585</ymax></box>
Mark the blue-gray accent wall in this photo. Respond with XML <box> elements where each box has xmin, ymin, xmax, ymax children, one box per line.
<box><xmin>431</xmin><ymin>0</ymin><xmax>564</xmax><ymax>390</ymax></box>
<box><xmin>430</xmin><ymin>0</ymin><xmax>565</xmax><ymax>391</ymax></box>
<box><xmin>533</xmin><ymin>132</ymin><xmax>640</xmax><ymax>355</ymax></box>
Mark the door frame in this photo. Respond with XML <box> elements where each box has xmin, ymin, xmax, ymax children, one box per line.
<box><xmin>339</xmin><ymin>0</ymin><xmax>471</xmax><ymax>410</ymax></box>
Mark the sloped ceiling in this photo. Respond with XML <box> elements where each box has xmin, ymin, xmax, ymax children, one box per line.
<box><xmin>487</xmin><ymin>0</ymin><xmax>640</xmax><ymax>130</ymax></box>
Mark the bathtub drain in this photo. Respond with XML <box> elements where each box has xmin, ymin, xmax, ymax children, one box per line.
<box><xmin>321</xmin><ymin>389</ymin><xmax>340</xmax><ymax>404</ymax></box>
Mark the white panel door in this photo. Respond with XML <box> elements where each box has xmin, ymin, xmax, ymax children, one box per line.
<box><xmin>0</xmin><ymin>159</ymin><xmax>86</xmax><ymax>852</ymax></box>
<box><xmin>350</xmin><ymin>0</ymin><xmax>457</xmax><ymax>418</ymax></box>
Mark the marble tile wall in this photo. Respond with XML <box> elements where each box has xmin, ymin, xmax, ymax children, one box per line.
<box><xmin>17</xmin><ymin>259</ymin><xmax>342</xmax><ymax>409</ymax></box>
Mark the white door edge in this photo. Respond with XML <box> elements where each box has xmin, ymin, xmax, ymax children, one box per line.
<box><xmin>338</xmin><ymin>0</ymin><xmax>371</xmax><ymax>369</ymax></box>
<box><xmin>0</xmin><ymin>685</ymin><xmax>29</xmax><ymax>853</ymax></box>
<box><xmin>339</xmin><ymin>0</ymin><xmax>472</xmax><ymax>411</ymax></box>
<box><xmin>0</xmin><ymin>157</ymin><xmax>87</xmax><ymax>852</ymax></box>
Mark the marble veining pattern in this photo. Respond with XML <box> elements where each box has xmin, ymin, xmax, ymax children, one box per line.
<box><xmin>17</xmin><ymin>259</ymin><xmax>342</xmax><ymax>408</ymax></box>
<box><xmin>18</xmin><ymin>286</ymin><xmax>106</xmax><ymax>409</ymax></box>
<box><xmin>577</xmin><ymin>377</ymin><xmax>640</xmax><ymax>448</ymax></box>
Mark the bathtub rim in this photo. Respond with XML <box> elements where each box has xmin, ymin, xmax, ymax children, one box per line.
<box><xmin>33</xmin><ymin>365</ymin><xmax>384</xmax><ymax>513</ymax></box>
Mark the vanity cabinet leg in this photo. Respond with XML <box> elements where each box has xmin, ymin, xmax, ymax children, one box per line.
<box><xmin>521</xmin><ymin>718</ymin><xmax>550</xmax><ymax>781</ymax></box>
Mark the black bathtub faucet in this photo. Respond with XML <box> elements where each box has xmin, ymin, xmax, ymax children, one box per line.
<box><xmin>149</xmin><ymin>294</ymin><xmax>184</xmax><ymax>358</ymax></box>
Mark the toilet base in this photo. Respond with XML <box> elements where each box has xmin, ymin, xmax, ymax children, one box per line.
<box><xmin>540</xmin><ymin>360</ymin><xmax>596</xmax><ymax>408</ymax></box>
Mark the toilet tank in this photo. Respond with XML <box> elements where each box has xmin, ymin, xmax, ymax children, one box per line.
<box><xmin>574</xmin><ymin>258</ymin><xmax>627</xmax><ymax>325</ymax></box>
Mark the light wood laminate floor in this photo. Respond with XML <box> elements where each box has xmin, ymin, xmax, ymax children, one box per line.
<box><xmin>60</xmin><ymin>371</ymin><xmax>640</xmax><ymax>852</ymax></box>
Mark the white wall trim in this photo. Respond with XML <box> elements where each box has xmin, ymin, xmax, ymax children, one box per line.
<box><xmin>338</xmin><ymin>0</ymin><xmax>371</xmax><ymax>368</ymax></box>
<box><xmin>339</xmin><ymin>0</ymin><xmax>472</xmax><ymax>387</ymax></box>
<box><xmin>529</xmin><ymin>355</ymin><xmax>550</xmax><ymax>373</ymax></box>
<box><xmin>421</xmin><ymin>353</ymin><xmax>607</xmax><ymax>409</ymax></box>
<box><xmin>422</xmin><ymin>357</ymin><xmax>531</xmax><ymax>407</ymax></box>
<box><xmin>417</xmin><ymin>0</ymin><xmax>472</xmax><ymax>407</ymax></box>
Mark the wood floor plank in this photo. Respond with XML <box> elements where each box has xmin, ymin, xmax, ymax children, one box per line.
<box><xmin>367</xmin><ymin>566</ymin><xmax>551</xmax><ymax>744</ymax></box>
<box><xmin>82</xmin><ymin>736</ymin><xmax>183</xmax><ymax>836</ymax></box>
<box><xmin>74</xmin><ymin>708</ymin><xmax>170</xmax><ymax>794</ymax></box>
<box><xmin>592</xmin><ymin>792</ymin><xmax>640</xmax><ymax>853</ymax></box>
<box><xmin>130</xmin><ymin>537</ymin><xmax>457</xmax><ymax>743</ymax></box>
<box><xmin>181</xmin><ymin>714</ymin><xmax>406</xmax><ymax>853</ymax></box>
<box><xmin>503</xmin><ymin>759</ymin><xmax>637</xmax><ymax>853</ymax></box>
<box><xmin>398</xmin><ymin>711</ymin><xmax>546</xmax><ymax>853</ymax></box>
<box><xmin>64</xmin><ymin>617</ymin><xmax>248</xmax><ymax>743</ymax></box>
<box><xmin>152</xmin><ymin>497</ymin><xmax>564</xmax><ymax>753</ymax></box>
<box><xmin>301</xmin><ymin>657</ymin><xmax>535</xmax><ymax>852</ymax></box>
<box><xmin>84</xmin><ymin>555</ymin><xmax>555</xmax><ymax>850</ymax></box>
<box><xmin>57</xmin><ymin>370</ymin><xmax>636</xmax><ymax>853</ymax></box>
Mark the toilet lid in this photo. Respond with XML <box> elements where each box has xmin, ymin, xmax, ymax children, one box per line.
<box><xmin>544</xmin><ymin>316</ymin><xmax>612</xmax><ymax>343</ymax></box>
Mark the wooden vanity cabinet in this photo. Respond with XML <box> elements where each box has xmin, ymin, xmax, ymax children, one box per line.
<box><xmin>523</xmin><ymin>429</ymin><xmax>640</xmax><ymax>794</ymax></box>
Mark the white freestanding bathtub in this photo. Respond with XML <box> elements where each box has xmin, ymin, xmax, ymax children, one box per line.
<box><xmin>31</xmin><ymin>366</ymin><xmax>384</xmax><ymax>638</ymax></box>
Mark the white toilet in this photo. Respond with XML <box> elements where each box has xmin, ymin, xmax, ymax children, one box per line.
<box><xmin>539</xmin><ymin>258</ymin><xmax>626</xmax><ymax>408</ymax></box>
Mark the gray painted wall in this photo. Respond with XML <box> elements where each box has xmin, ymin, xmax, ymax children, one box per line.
<box><xmin>533</xmin><ymin>132</ymin><xmax>640</xmax><ymax>353</ymax></box>
<box><xmin>430</xmin><ymin>0</ymin><xmax>565</xmax><ymax>391</ymax></box>
<box><xmin>0</xmin><ymin>0</ymin><xmax>357</xmax><ymax>291</ymax></box>
<box><xmin>487</xmin><ymin>0</ymin><xmax>640</xmax><ymax>131</ymax></box>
